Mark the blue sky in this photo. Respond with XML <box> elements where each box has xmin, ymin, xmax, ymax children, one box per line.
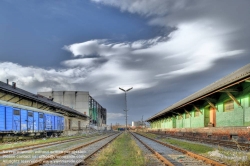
<box><xmin>0</xmin><ymin>0</ymin><xmax>163</xmax><ymax>67</ymax></box>
<box><xmin>0</xmin><ymin>0</ymin><xmax>250</xmax><ymax>126</ymax></box>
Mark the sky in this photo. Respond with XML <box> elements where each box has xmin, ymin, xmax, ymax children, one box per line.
<box><xmin>0</xmin><ymin>0</ymin><xmax>250</xmax><ymax>126</ymax></box>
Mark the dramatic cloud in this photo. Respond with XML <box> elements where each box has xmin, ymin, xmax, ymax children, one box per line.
<box><xmin>0</xmin><ymin>62</ymin><xmax>88</xmax><ymax>93</ymax></box>
<box><xmin>61</xmin><ymin>25</ymin><xmax>244</xmax><ymax>92</ymax></box>
<box><xmin>91</xmin><ymin>0</ymin><xmax>250</xmax><ymax>52</ymax></box>
<box><xmin>89</xmin><ymin>0</ymin><xmax>250</xmax><ymax>78</ymax></box>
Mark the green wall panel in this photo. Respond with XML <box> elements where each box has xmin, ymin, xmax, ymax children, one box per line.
<box><xmin>176</xmin><ymin>119</ymin><xmax>182</xmax><ymax>128</ymax></box>
<box><xmin>245</xmin><ymin>107</ymin><xmax>250</xmax><ymax>126</ymax></box>
<box><xmin>216</xmin><ymin>96</ymin><xmax>246</xmax><ymax>127</ymax></box>
<box><xmin>183</xmin><ymin>118</ymin><xmax>191</xmax><ymax>128</ymax></box>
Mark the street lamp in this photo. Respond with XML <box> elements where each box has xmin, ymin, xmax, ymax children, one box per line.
<box><xmin>119</xmin><ymin>87</ymin><xmax>133</xmax><ymax>132</ymax></box>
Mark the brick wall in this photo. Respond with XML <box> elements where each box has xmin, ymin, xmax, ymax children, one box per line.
<box><xmin>149</xmin><ymin>126</ymin><xmax>250</xmax><ymax>142</ymax></box>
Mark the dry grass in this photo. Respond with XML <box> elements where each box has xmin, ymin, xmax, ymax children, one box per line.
<box><xmin>140</xmin><ymin>132</ymin><xmax>250</xmax><ymax>165</ymax></box>
<box><xmin>89</xmin><ymin>132</ymin><xmax>147</xmax><ymax>166</ymax></box>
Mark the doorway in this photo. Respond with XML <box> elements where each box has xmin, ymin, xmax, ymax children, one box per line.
<box><xmin>204</xmin><ymin>107</ymin><xmax>216</xmax><ymax>127</ymax></box>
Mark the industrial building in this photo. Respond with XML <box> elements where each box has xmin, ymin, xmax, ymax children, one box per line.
<box><xmin>0</xmin><ymin>81</ymin><xmax>89</xmax><ymax>137</ymax></box>
<box><xmin>132</xmin><ymin>121</ymin><xmax>146</xmax><ymax>127</ymax></box>
<box><xmin>147</xmin><ymin>63</ymin><xmax>250</xmax><ymax>141</ymax></box>
<box><xmin>38</xmin><ymin>91</ymin><xmax>107</xmax><ymax>128</ymax></box>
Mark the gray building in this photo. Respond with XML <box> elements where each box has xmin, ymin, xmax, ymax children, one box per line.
<box><xmin>38</xmin><ymin>91</ymin><xmax>107</xmax><ymax>127</ymax></box>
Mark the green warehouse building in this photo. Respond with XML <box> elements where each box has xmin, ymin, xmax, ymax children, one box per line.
<box><xmin>146</xmin><ymin>63</ymin><xmax>250</xmax><ymax>141</ymax></box>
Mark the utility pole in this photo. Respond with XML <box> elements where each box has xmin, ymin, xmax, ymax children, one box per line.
<box><xmin>119</xmin><ymin>87</ymin><xmax>133</xmax><ymax>132</ymax></box>
<box><xmin>141</xmin><ymin>115</ymin><xmax>143</xmax><ymax>127</ymax></box>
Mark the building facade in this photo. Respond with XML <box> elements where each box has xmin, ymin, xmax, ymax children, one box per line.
<box><xmin>132</xmin><ymin>121</ymin><xmax>146</xmax><ymax>127</ymax></box>
<box><xmin>38</xmin><ymin>91</ymin><xmax>107</xmax><ymax>127</ymax></box>
<box><xmin>147</xmin><ymin>63</ymin><xmax>250</xmax><ymax>141</ymax></box>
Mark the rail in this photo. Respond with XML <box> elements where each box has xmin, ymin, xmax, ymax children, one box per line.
<box><xmin>135</xmin><ymin>132</ymin><xmax>226</xmax><ymax>166</ymax></box>
<box><xmin>0</xmin><ymin>133</ymin><xmax>106</xmax><ymax>156</ymax></box>
<box><xmin>23</xmin><ymin>133</ymin><xmax>118</xmax><ymax>166</ymax></box>
<box><xmin>130</xmin><ymin>131</ymin><xmax>174</xmax><ymax>166</ymax></box>
<box><xmin>148</xmin><ymin>131</ymin><xmax>250</xmax><ymax>151</ymax></box>
<box><xmin>76</xmin><ymin>133</ymin><xmax>121</xmax><ymax>165</ymax></box>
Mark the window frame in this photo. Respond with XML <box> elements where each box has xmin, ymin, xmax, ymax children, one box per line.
<box><xmin>224</xmin><ymin>99</ymin><xmax>234</xmax><ymax>112</ymax></box>
<box><xmin>13</xmin><ymin>109</ymin><xmax>20</xmax><ymax>115</ymax></box>
<box><xmin>28</xmin><ymin>112</ymin><xmax>33</xmax><ymax>117</ymax></box>
<box><xmin>194</xmin><ymin>110</ymin><xmax>200</xmax><ymax>117</ymax></box>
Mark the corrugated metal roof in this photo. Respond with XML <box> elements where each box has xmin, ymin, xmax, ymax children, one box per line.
<box><xmin>147</xmin><ymin>63</ymin><xmax>250</xmax><ymax>121</ymax></box>
<box><xmin>0</xmin><ymin>81</ymin><xmax>88</xmax><ymax>118</ymax></box>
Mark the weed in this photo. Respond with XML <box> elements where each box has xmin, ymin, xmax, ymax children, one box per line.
<box><xmin>90</xmin><ymin>133</ymin><xmax>147</xmax><ymax>166</ymax></box>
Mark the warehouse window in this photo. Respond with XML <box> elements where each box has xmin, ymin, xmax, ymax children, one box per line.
<box><xmin>224</xmin><ymin>100</ymin><xmax>234</xmax><ymax>112</ymax></box>
<box><xmin>13</xmin><ymin>109</ymin><xmax>20</xmax><ymax>115</ymax></box>
<box><xmin>28</xmin><ymin>112</ymin><xmax>33</xmax><ymax>117</ymax></box>
<box><xmin>39</xmin><ymin>114</ymin><xmax>43</xmax><ymax>118</ymax></box>
<box><xmin>194</xmin><ymin>110</ymin><xmax>200</xmax><ymax>117</ymax></box>
<box><xmin>186</xmin><ymin>113</ymin><xmax>190</xmax><ymax>119</ymax></box>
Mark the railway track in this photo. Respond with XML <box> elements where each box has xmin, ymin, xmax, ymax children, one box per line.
<box><xmin>0</xmin><ymin>132</ymin><xmax>119</xmax><ymax>165</ymax></box>
<box><xmin>75</xmin><ymin>132</ymin><xmax>121</xmax><ymax>166</ymax></box>
<box><xmin>36</xmin><ymin>132</ymin><xmax>121</xmax><ymax>166</ymax></box>
<box><xmin>148</xmin><ymin>132</ymin><xmax>250</xmax><ymax>151</ymax></box>
<box><xmin>131</xmin><ymin>132</ymin><xmax>226</xmax><ymax>166</ymax></box>
<box><xmin>0</xmin><ymin>133</ymin><xmax>98</xmax><ymax>146</ymax></box>
<box><xmin>0</xmin><ymin>133</ymin><xmax>108</xmax><ymax>156</ymax></box>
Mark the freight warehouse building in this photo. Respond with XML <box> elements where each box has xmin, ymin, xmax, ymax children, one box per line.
<box><xmin>147</xmin><ymin>64</ymin><xmax>250</xmax><ymax>141</ymax></box>
<box><xmin>38</xmin><ymin>91</ymin><xmax>107</xmax><ymax>128</ymax></box>
<box><xmin>0</xmin><ymin>81</ymin><xmax>103</xmax><ymax>140</ymax></box>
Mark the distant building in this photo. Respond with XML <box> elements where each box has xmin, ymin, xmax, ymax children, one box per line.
<box><xmin>132</xmin><ymin>121</ymin><xmax>146</xmax><ymax>127</ymax></box>
<box><xmin>38</xmin><ymin>91</ymin><xmax>106</xmax><ymax>127</ymax></box>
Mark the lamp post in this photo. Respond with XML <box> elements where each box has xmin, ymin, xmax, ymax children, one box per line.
<box><xmin>119</xmin><ymin>87</ymin><xmax>133</xmax><ymax>132</ymax></box>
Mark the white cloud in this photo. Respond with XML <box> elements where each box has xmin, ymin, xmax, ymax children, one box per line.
<box><xmin>62</xmin><ymin>58</ymin><xmax>98</xmax><ymax>68</ymax></box>
<box><xmin>0</xmin><ymin>62</ymin><xmax>87</xmax><ymax>93</ymax></box>
<box><xmin>63</xmin><ymin>40</ymin><xmax>107</xmax><ymax>57</ymax></box>
<box><xmin>60</xmin><ymin>21</ymin><xmax>245</xmax><ymax>93</ymax></box>
<box><xmin>107</xmin><ymin>83</ymin><xmax>154</xmax><ymax>94</ymax></box>
<box><xmin>91</xmin><ymin>0</ymin><xmax>188</xmax><ymax>17</ymax></box>
<box><xmin>89</xmin><ymin>0</ymin><xmax>249</xmax><ymax>80</ymax></box>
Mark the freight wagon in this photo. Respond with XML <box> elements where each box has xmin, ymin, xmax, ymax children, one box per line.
<box><xmin>0</xmin><ymin>102</ymin><xmax>64</xmax><ymax>141</ymax></box>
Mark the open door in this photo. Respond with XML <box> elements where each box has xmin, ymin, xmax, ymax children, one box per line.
<box><xmin>210</xmin><ymin>107</ymin><xmax>216</xmax><ymax>127</ymax></box>
<box><xmin>204</xmin><ymin>107</ymin><xmax>216</xmax><ymax>127</ymax></box>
